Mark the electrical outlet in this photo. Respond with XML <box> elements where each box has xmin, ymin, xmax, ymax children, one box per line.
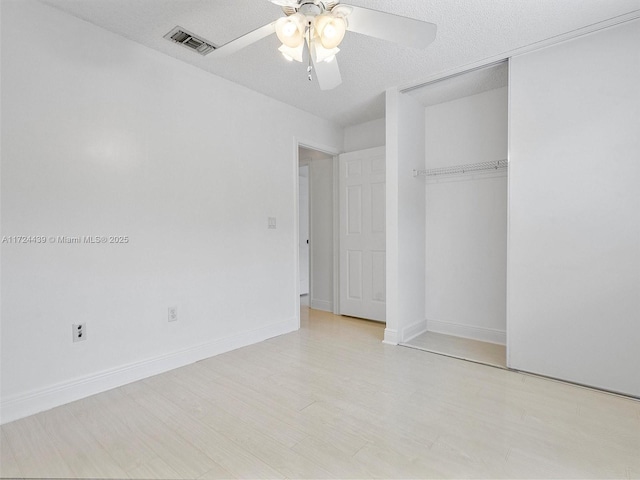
<box><xmin>268</xmin><ymin>217</ymin><xmax>277</xmax><ymax>229</ymax></box>
<box><xmin>168</xmin><ymin>306</ymin><xmax>178</xmax><ymax>322</ymax></box>
<box><xmin>72</xmin><ymin>323</ymin><xmax>86</xmax><ymax>342</ymax></box>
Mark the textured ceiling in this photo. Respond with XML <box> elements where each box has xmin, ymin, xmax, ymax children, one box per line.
<box><xmin>40</xmin><ymin>0</ymin><xmax>640</xmax><ymax>126</ymax></box>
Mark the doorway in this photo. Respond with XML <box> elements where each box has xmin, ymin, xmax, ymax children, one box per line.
<box><xmin>297</xmin><ymin>146</ymin><xmax>337</xmax><ymax>315</ymax></box>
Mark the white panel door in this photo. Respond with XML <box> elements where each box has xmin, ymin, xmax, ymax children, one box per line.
<box><xmin>299</xmin><ymin>166</ymin><xmax>310</xmax><ymax>295</ymax></box>
<box><xmin>339</xmin><ymin>147</ymin><xmax>386</xmax><ymax>321</ymax></box>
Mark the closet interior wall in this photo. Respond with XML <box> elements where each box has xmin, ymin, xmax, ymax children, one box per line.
<box><xmin>423</xmin><ymin>84</ymin><xmax>508</xmax><ymax>345</ymax></box>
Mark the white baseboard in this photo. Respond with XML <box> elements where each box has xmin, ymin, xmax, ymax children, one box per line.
<box><xmin>383</xmin><ymin>328</ymin><xmax>399</xmax><ymax>345</ymax></box>
<box><xmin>0</xmin><ymin>318</ymin><xmax>297</xmax><ymax>425</ymax></box>
<box><xmin>401</xmin><ymin>319</ymin><xmax>428</xmax><ymax>343</ymax></box>
<box><xmin>310</xmin><ymin>298</ymin><xmax>333</xmax><ymax>312</ymax></box>
<box><xmin>427</xmin><ymin>319</ymin><xmax>506</xmax><ymax>345</ymax></box>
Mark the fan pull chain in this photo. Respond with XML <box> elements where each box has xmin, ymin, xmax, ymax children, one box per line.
<box><xmin>307</xmin><ymin>21</ymin><xmax>313</xmax><ymax>82</ymax></box>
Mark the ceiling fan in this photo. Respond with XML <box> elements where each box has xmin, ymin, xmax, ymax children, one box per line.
<box><xmin>209</xmin><ymin>0</ymin><xmax>437</xmax><ymax>90</ymax></box>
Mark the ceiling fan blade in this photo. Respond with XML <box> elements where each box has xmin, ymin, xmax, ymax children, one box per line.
<box><xmin>269</xmin><ymin>0</ymin><xmax>300</xmax><ymax>6</ymax></box>
<box><xmin>209</xmin><ymin>22</ymin><xmax>276</xmax><ymax>58</ymax></box>
<box><xmin>270</xmin><ymin>0</ymin><xmax>302</xmax><ymax>7</ymax></box>
<box><xmin>340</xmin><ymin>4</ymin><xmax>437</xmax><ymax>49</ymax></box>
<box><xmin>312</xmin><ymin>55</ymin><xmax>342</xmax><ymax>91</ymax></box>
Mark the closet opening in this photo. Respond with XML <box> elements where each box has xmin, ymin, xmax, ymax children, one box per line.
<box><xmin>401</xmin><ymin>61</ymin><xmax>509</xmax><ymax>368</ymax></box>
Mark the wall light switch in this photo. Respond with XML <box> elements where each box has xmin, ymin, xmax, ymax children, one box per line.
<box><xmin>268</xmin><ymin>217</ymin><xmax>277</xmax><ymax>229</ymax></box>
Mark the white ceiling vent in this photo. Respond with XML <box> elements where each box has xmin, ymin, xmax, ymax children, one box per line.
<box><xmin>164</xmin><ymin>27</ymin><xmax>217</xmax><ymax>56</ymax></box>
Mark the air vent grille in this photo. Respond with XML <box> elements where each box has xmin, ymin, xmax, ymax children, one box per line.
<box><xmin>164</xmin><ymin>26</ymin><xmax>217</xmax><ymax>56</ymax></box>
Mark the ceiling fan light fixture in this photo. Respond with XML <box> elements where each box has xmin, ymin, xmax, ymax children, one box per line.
<box><xmin>215</xmin><ymin>0</ymin><xmax>438</xmax><ymax>90</ymax></box>
<box><xmin>314</xmin><ymin>13</ymin><xmax>346</xmax><ymax>49</ymax></box>
<box><xmin>275</xmin><ymin>13</ymin><xmax>306</xmax><ymax>47</ymax></box>
<box><xmin>278</xmin><ymin>43</ymin><xmax>304</xmax><ymax>62</ymax></box>
<box><xmin>330</xmin><ymin>5</ymin><xmax>353</xmax><ymax>18</ymax></box>
<box><xmin>311</xmin><ymin>37</ymin><xmax>339</xmax><ymax>63</ymax></box>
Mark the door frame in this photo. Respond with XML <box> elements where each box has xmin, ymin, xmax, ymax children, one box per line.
<box><xmin>293</xmin><ymin>138</ymin><xmax>341</xmax><ymax>329</ymax></box>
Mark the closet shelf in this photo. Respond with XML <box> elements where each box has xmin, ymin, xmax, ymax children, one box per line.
<box><xmin>413</xmin><ymin>159</ymin><xmax>508</xmax><ymax>178</ymax></box>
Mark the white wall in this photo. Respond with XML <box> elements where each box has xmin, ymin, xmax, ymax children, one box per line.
<box><xmin>425</xmin><ymin>88</ymin><xmax>508</xmax><ymax>168</ymax></box>
<box><xmin>425</xmin><ymin>88</ymin><xmax>508</xmax><ymax>344</ymax></box>
<box><xmin>0</xmin><ymin>0</ymin><xmax>343</xmax><ymax>423</ymax></box>
<box><xmin>385</xmin><ymin>90</ymin><xmax>426</xmax><ymax>343</ymax></box>
<box><xmin>344</xmin><ymin>118</ymin><xmax>385</xmax><ymax>152</ymax></box>
<box><xmin>509</xmin><ymin>20</ymin><xmax>640</xmax><ymax>396</ymax></box>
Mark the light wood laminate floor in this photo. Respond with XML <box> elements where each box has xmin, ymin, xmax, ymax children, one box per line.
<box><xmin>2</xmin><ymin>307</ymin><xmax>639</xmax><ymax>479</ymax></box>
<box><xmin>402</xmin><ymin>331</ymin><xmax>507</xmax><ymax>368</ymax></box>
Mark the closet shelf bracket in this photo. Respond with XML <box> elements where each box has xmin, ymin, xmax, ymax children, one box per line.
<box><xmin>413</xmin><ymin>159</ymin><xmax>508</xmax><ymax>178</ymax></box>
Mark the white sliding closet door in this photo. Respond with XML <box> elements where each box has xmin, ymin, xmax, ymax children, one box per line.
<box><xmin>508</xmin><ymin>20</ymin><xmax>640</xmax><ymax>396</ymax></box>
<box><xmin>339</xmin><ymin>147</ymin><xmax>386</xmax><ymax>322</ymax></box>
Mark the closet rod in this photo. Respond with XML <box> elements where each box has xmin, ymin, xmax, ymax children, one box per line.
<box><xmin>413</xmin><ymin>159</ymin><xmax>508</xmax><ymax>178</ymax></box>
